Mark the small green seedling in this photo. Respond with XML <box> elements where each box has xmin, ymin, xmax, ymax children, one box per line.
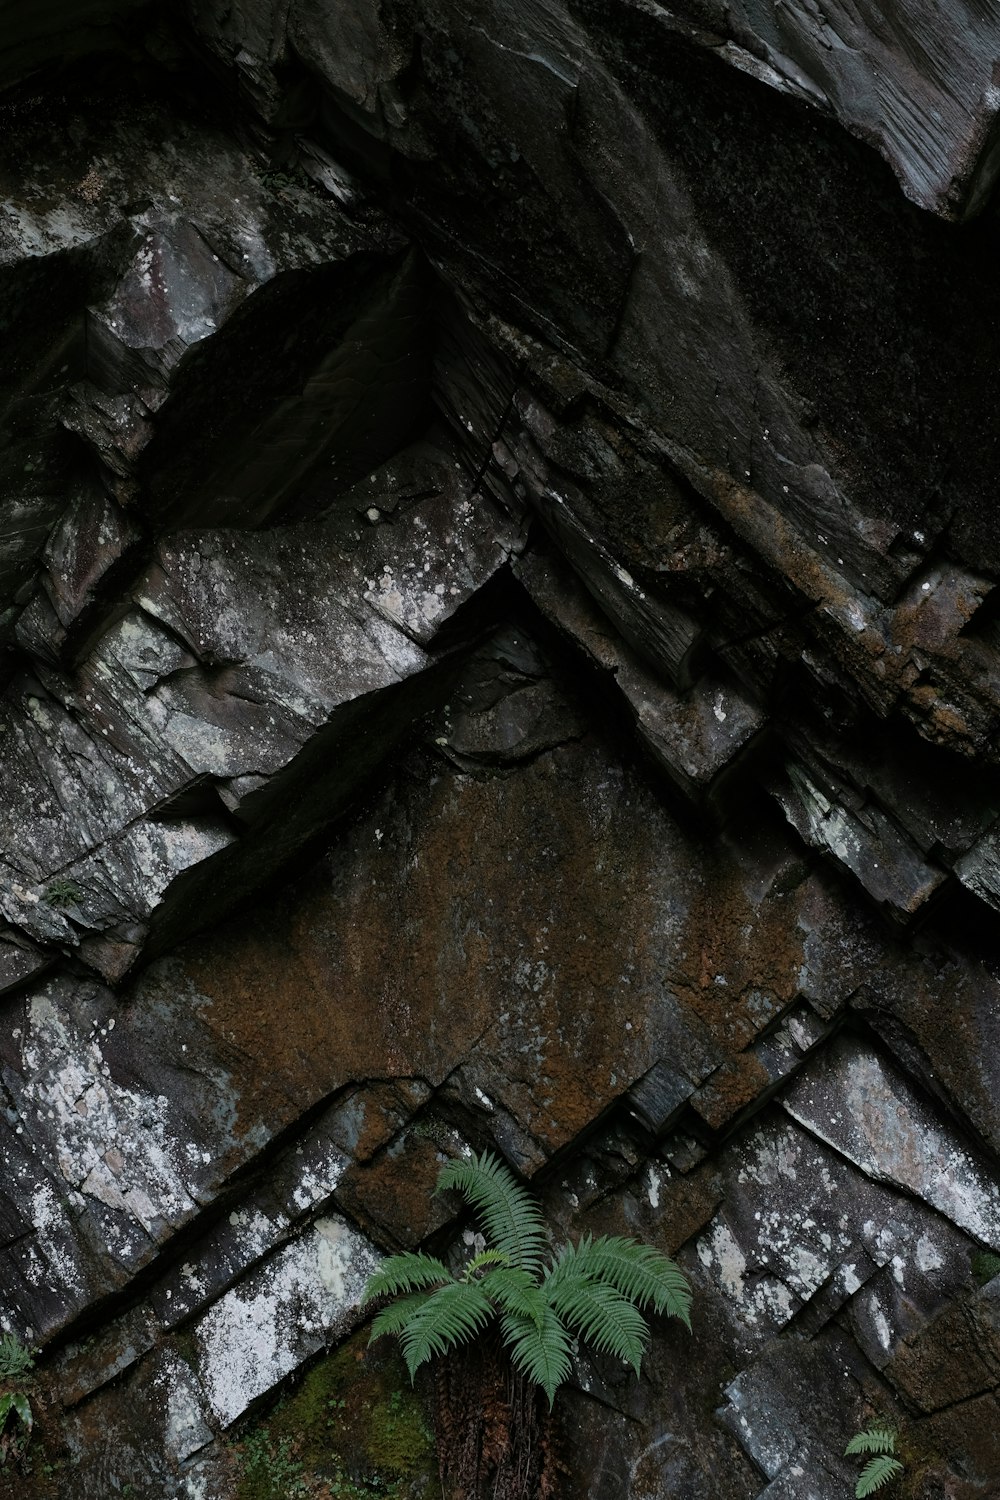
<box><xmin>43</xmin><ymin>878</ymin><xmax>81</xmax><ymax>909</ymax></box>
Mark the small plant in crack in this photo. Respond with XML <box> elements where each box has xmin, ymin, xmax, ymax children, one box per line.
<box><xmin>238</xmin><ymin>1428</ymin><xmax>309</xmax><ymax>1499</ymax></box>
<box><xmin>846</xmin><ymin>1424</ymin><xmax>903</xmax><ymax>1497</ymax></box>
<box><xmin>260</xmin><ymin>165</ymin><xmax>314</xmax><ymax>196</ymax></box>
<box><xmin>0</xmin><ymin>1334</ymin><xmax>33</xmax><ymax>1382</ymax></box>
<box><xmin>43</xmin><ymin>878</ymin><xmax>81</xmax><ymax>909</ymax></box>
<box><xmin>362</xmin><ymin>1150</ymin><xmax>692</xmax><ymax>1499</ymax></box>
<box><xmin>0</xmin><ymin>1332</ymin><xmax>34</xmax><ymax>1468</ymax></box>
<box><xmin>364</xmin><ymin>1150</ymin><xmax>692</xmax><ymax>1402</ymax></box>
<box><xmin>971</xmin><ymin>1249</ymin><xmax>1000</xmax><ymax>1285</ymax></box>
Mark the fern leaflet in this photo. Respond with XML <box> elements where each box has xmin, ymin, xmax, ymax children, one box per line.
<box><xmin>846</xmin><ymin>1428</ymin><xmax>896</xmax><ymax>1456</ymax></box>
<box><xmin>368</xmin><ymin>1292</ymin><xmax>433</xmax><ymax>1345</ymax></box>
<box><xmin>361</xmin><ymin>1252</ymin><xmax>451</xmax><ymax>1304</ymax></box>
<box><xmin>480</xmin><ymin>1266</ymin><xmax>548</xmax><ymax>1328</ymax></box>
<box><xmin>437</xmin><ymin>1152</ymin><xmax>547</xmax><ymax>1272</ymax></box>
<box><xmin>855</xmin><ymin>1455</ymin><xmax>903</xmax><ymax>1496</ymax></box>
<box><xmin>500</xmin><ymin>1306</ymin><xmax>573</xmax><ymax>1407</ymax></box>
<box><xmin>0</xmin><ymin>1392</ymin><xmax>31</xmax><ymax>1435</ymax></box>
<box><xmin>0</xmin><ymin>1333</ymin><xmax>33</xmax><ymax>1379</ymax></box>
<box><xmin>546</xmin><ymin>1235</ymin><xmax>692</xmax><ymax>1330</ymax></box>
<box><xmin>399</xmin><ymin>1281</ymin><xmax>494</xmax><ymax>1380</ymax></box>
<box><xmin>463</xmin><ymin>1248</ymin><xmax>511</xmax><ymax>1280</ymax></box>
<box><xmin>545</xmin><ymin>1275</ymin><xmax>649</xmax><ymax>1375</ymax></box>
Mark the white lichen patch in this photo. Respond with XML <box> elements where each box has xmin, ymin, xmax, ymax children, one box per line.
<box><xmin>194</xmin><ymin>1215</ymin><xmax>380</xmax><ymax>1427</ymax></box>
<box><xmin>785</xmin><ymin>1041</ymin><xmax>1000</xmax><ymax>1247</ymax></box>
<box><xmin>13</xmin><ymin>982</ymin><xmax>200</xmax><ymax>1284</ymax></box>
<box><xmin>290</xmin><ymin>1151</ymin><xmax>348</xmax><ymax>1213</ymax></box>
<box><xmin>872</xmin><ymin>1300</ymin><xmax>893</xmax><ymax>1351</ymax></box>
<box><xmin>227</xmin><ymin>1205</ymin><xmax>288</xmax><ymax>1259</ymax></box>
<box><xmin>749</xmin><ymin>1276</ymin><xmax>797</xmax><ymax>1326</ymax></box>
<box><xmin>697</xmin><ymin>1220</ymin><xmax>748</xmax><ymax>1301</ymax></box>
<box><xmin>915</xmin><ymin>1234</ymin><xmax>944</xmax><ymax>1273</ymax></box>
<box><xmin>155</xmin><ymin>1351</ymin><xmax>214</xmax><ymax>1463</ymax></box>
<box><xmin>839</xmin><ymin>1262</ymin><xmax>864</xmax><ymax>1296</ymax></box>
<box><xmin>0</xmin><ymin>198</ymin><xmax>105</xmax><ymax>258</ymax></box>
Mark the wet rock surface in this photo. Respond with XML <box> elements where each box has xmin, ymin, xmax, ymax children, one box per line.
<box><xmin>1</xmin><ymin>3</ymin><xmax>1000</xmax><ymax>1498</ymax></box>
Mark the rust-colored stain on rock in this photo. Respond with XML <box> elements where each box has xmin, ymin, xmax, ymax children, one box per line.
<box><xmin>178</xmin><ymin>735</ymin><xmax>815</xmax><ymax>1156</ymax></box>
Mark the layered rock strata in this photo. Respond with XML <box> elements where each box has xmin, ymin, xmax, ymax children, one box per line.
<box><xmin>1</xmin><ymin>3</ymin><xmax>1000</xmax><ymax>1497</ymax></box>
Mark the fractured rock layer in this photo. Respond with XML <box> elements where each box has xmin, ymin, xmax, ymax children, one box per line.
<box><xmin>1</xmin><ymin>3</ymin><xmax>1000</xmax><ymax>1497</ymax></box>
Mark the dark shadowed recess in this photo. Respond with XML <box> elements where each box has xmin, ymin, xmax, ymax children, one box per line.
<box><xmin>571</xmin><ymin>0</ymin><xmax>1000</xmax><ymax>572</ymax></box>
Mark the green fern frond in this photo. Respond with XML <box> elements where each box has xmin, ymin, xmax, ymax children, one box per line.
<box><xmin>399</xmin><ymin>1281</ymin><xmax>494</xmax><ymax>1380</ymax></box>
<box><xmin>363</xmin><ymin>1151</ymin><xmax>696</xmax><ymax>1408</ymax></box>
<box><xmin>545</xmin><ymin>1275</ymin><xmax>649</xmax><ymax>1374</ymax></box>
<box><xmin>368</xmin><ymin>1292</ymin><xmax>433</xmax><ymax>1345</ymax></box>
<box><xmin>855</xmin><ymin>1455</ymin><xmax>903</xmax><ymax>1496</ymax></box>
<box><xmin>546</xmin><ymin>1235</ymin><xmax>693</xmax><ymax>1330</ymax></box>
<box><xmin>846</xmin><ymin>1427</ymin><xmax>897</xmax><ymax>1456</ymax></box>
<box><xmin>481</xmin><ymin>1266</ymin><xmax>548</xmax><ymax>1328</ymax></box>
<box><xmin>500</xmin><ymin>1306</ymin><xmax>573</xmax><ymax>1407</ymax></box>
<box><xmin>9</xmin><ymin>1392</ymin><xmax>31</xmax><ymax>1433</ymax></box>
<box><xmin>436</xmin><ymin>1152</ymin><xmax>547</xmax><ymax>1272</ymax></box>
<box><xmin>0</xmin><ymin>1392</ymin><xmax>31</xmax><ymax>1436</ymax></box>
<box><xmin>361</xmin><ymin>1252</ymin><xmax>452</xmax><ymax>1305</ymax></box>
<box><xmin>464</xmin><ymin>1248</ymin><xmax>511</xmax><ymax>1281</ymax></box>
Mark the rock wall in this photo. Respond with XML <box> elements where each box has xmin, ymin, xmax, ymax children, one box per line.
<box><xmin>2</xmin><ymin>2</ymin><xmax>1000</xmax><ymax>1496</ymax></box>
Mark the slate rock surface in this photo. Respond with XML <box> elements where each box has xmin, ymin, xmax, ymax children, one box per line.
<box><xmin>1</xmin><ymin>3</ymin><xmax>1000</xmax><ymax>1498</ymax></box>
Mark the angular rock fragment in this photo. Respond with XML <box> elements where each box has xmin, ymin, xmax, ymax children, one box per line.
<box><xmin>770</xmin><ymin>756</ymin><xmax>950</xmax><ymax>920</ymax></box>
<box><xmin>0</xmin><ymin>460</ymin><xmax>516</xmax><ymax>978</ymax></box>
<box><xmin>631</xmin><ymin>0</ymin><xmax>1000</xmax><ymax>220</ymax></box>
<box><xmin>515</xmin><ymin>545</ymin><xmax>765</xmax><ymax>803</ymax></box>
<box><xmin>885</xmin><ymin>1276</ymin><xmax>1000</xmax><ymax>1412</ymax></box>
<box><xmin>784</xmin><ymin>1036</ymin><xmax>1000</xmax><ymax>1247</ymax></box>
<box><xmin>0</xmin><ymin>931</ymin><xmax>49</xmax><ymax>995</ymax></box>
<box><xmin>697</xmin><ymin>1109</ymin><xmax>974</xmax><ymax>1346</ymax></box>
<box><xmin>719</xmin><ymin>1333</ymin><xmax>871</xmax><ymax>1498</ymax></box>
<box><xmin>509</xmin><ymin>402</ymin><xmax>706</xmax><ymax>688</ymax></box>
<box><xmin>193</xmin><ymin>1214</ymin><xmax>379</xmax><ymax>1427</ymax></box>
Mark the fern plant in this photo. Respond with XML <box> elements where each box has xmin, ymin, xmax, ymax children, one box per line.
<box><xmin>0</xmin><ymin>1334</ymin><xmax>33</xmax><ymax>1382</ymax></box>
<box><xmin>362</xmin><ymin>1150</ymin><xmax>692</xmax><ymax>1407</ymax></box>
<box><xmin>846</xmin><ymin>1426</ymin><xmax>903</xmax><ymax>1497</ymax></box>
<box><xmin>43</xmin><ymin>878</ymin><xmax>80</xmax><ymax>910</ymax></box>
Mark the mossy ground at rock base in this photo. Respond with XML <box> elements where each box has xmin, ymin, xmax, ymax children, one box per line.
<box><xmin>231</xmin><ymin>1331</ymin><xmax>440</xmax><ymax>1500</ymax></box>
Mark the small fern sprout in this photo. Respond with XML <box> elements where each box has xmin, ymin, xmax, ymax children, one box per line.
<box><xmin>362</xmin><ymin>1149</ymin><xmax>693</xmax><ymax>1407</ymax></box>
<box><xmin>0</xmin><ymin>1333</ymin><xmax>33</xmax><ymax>1381</ymax></box>
<box><xmin>846</xmin><ymin>1425</ymin><xmax>904</xmax><ymax>1497</ymax></box>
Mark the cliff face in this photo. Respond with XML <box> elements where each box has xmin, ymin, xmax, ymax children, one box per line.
<box><xmin>3</xmin><ymin>4</ymin><xmax>1000</xmax><ymax>1496</ymax></box>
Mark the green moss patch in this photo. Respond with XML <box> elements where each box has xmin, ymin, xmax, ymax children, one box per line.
<box><xmin>233</xmin><ymin>1331</ymin><xmax>439</xmax><ymax>1500</ymax></box>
